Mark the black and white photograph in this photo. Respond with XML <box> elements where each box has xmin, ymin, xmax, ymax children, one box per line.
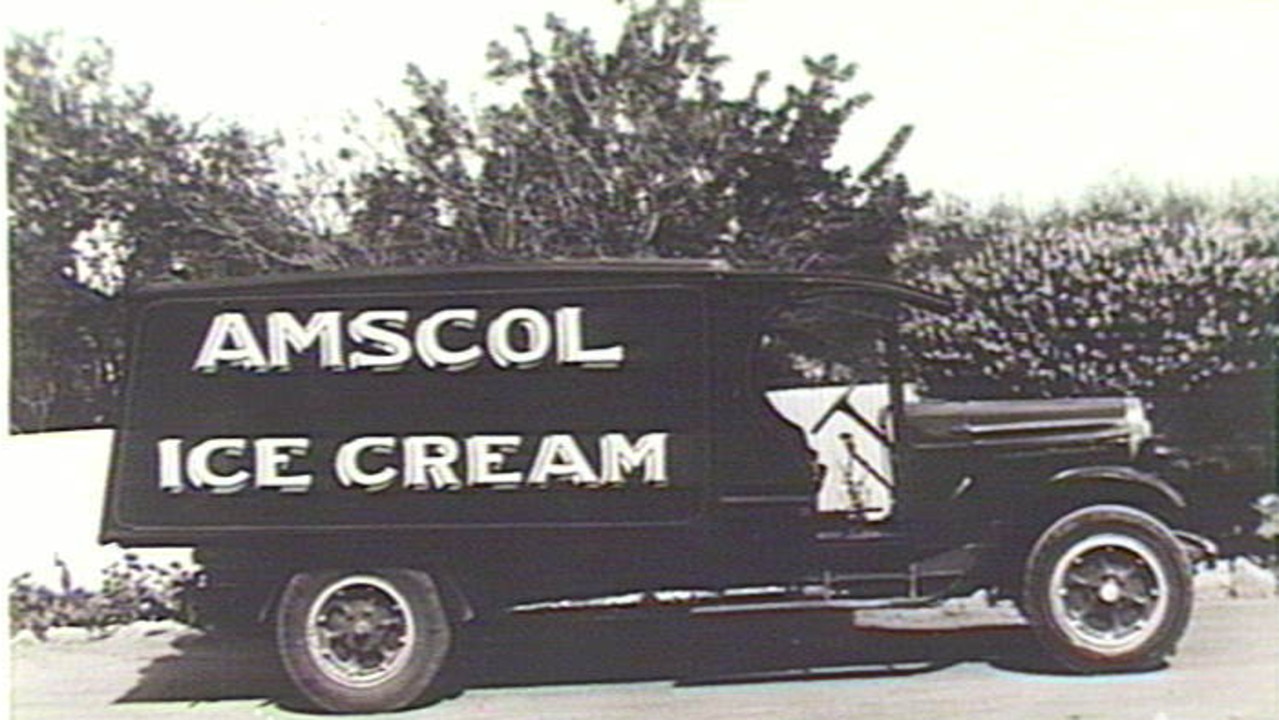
<box><xmin>3</xmin><ymin>1</ymin><xmax>1277</xmax><ymax>718</ymax></box>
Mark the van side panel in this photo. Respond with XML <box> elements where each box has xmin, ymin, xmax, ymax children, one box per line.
<box><xmin>104</xmin><ymin>285</ymin><xmax>709</xmax><ymax>542</ymax></box>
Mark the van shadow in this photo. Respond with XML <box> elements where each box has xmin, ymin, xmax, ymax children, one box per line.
<box><xmin>117</xmin><ymin>631</ymin><xmax>289</xmax><ymax>705</ymax></box>
<box><xmin>119</xmin><ymin>612</ymin><xmax>1049</xmax><ymax>710</ymax></box>
<box><xmin>473</xmin><ymin>612</ymin><xmax>1040</xmax><ymax>688</ymax></box>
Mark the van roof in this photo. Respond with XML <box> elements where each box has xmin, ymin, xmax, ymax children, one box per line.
<box><xmin>135</xmin><ymin>260</ymin><xmax>951</xmax><ymax>311</ymax></box>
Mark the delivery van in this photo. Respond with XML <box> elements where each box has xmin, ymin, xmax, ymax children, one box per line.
<box><xmin>102</xmin><ymin>261</ymin><xmax>1210</xmax><ymax>712</ymax></box>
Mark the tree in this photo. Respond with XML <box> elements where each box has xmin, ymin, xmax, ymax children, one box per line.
<box><xmin>340</xmin><ymin>0</ymin><xmax>921</xmax><ymax>271</ymax></box>
<box><xmin>6</xmin><ymin>33</ymin><xmax>321</xmax><ymax>430</ymax></box>
<box><xmin>895</xmin><ymin>184</ymin><xmax>1278</xmax><ymax>399</ymax></box>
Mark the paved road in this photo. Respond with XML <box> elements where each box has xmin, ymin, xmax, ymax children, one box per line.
<box><xmin>11</xmin><ymin>598</ymin><xmax>1278</xmax><ymax>719</ymax></box>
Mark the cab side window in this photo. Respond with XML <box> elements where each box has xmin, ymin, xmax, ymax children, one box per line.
<box><xmin>756</xmin><ymin>295</ymin><xmax>891</xmax><ymax>392</ymax></box>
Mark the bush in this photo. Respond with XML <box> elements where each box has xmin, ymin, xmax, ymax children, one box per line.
<box><xmin>1257</xmin><ymin>494</ymin><xmax>1279</xmax><ymax>541</ymax></box>
<box><xmin>8</xmin><ymin>554</ymin><xmax>199</xmax><ymax>640</ymax></box>
<box><xmin>896</xmin><ymin>184</ymin><xmax>1277</xmax><ymax>399</ymax></box>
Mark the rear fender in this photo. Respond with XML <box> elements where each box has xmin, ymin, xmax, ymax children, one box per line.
<box><xmin>255</xmin><ymin>558</ymin><xmax>477</xmax><ymax>626</ymax></box>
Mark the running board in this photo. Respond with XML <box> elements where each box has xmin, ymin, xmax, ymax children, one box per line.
<box><xmin>690</xmin><ymin>595</ymin><xmax>939</xmax><ymax>616</ymax></box>
<box><xmin>508</xmin><ymin>544</ymin><xmax>986</xmax><ymax>618</ymax></box>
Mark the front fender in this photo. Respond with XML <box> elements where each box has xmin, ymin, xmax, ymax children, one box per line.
<box><xmin>1047</xmin><ymin>465</ymin><xmax>1186</xmax><ymax>511</ymax></box>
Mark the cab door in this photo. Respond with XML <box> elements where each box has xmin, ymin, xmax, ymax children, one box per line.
<box><xmin>751</xmin><ymin>292</ymin><xmax>903</xmax><ymax>522</ymax></box>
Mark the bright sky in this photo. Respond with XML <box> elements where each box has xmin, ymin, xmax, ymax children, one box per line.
<box><xmin>7</xmin><ymin>0</ymin><xmax>1279</xmax><ymax>206</ymax></box>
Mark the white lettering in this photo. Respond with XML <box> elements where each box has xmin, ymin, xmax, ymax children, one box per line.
<box><xmin>254</xmin><ymin>437</ymin><xmax>313</xmax><ymax>492</ymax></box>
<box><xmin>348</xmin><ymin>310</ymin><xmax>413</xmax><ymax>370</ymax></box>
<box><xmin>600</xmin><ymin>432</ymin><xmax>669</xmax><ymax>485</ymax></box>
<box><xmin>488</xmin><ymin>308</ymin><xmax>552</xmax><ymax>369</ymax></box>
<box><xmin>193</xmin><ymin>313</ymin><xmax>267</xmax><ymax>372</ymax></box>
<box><xmin>192</xmin><ymin>305</ymin><xmax>627</xmax><ymax>373</ymax></box>
<box><xmin>154</xmin><ymin>431</ymin><xmax>670</xmax><ymax>493</ymax></box>
<box><xmin>335</xmin><ymin>436</ymin><xmax>398</xmax><ymax>490</ymax></box>
<box><xmin>527</xmin><ymin>434</ymin><xmax>600</xmax><ymax>486</ymax></box>
<box><xmin>415</xmin><ymin>309</ymin><xmax>482</xmax><ymax>371</ymax></box>
<box><xmin>157</xmin><ymin>438</ymin><xmax>184</xmax><ymax>492</ymax></box>
<box><xmin>267</xmin><ymin>311</ymin><xmax>344</xmax><ymax>371</ymax></box>
<box><xmin>556</xmin><ymin>307</ymin><xmax>625</xmax><ymax>367</ymax></box>
<box><xmin>466</xmin><ymin>435</ymin><xmax>523</xmax><ymax>486</ymax></box>
<box><xmin>186</xmin><ymin>438</ymin><xmax>251</xmax><ymax>493</ymax></box>
<box><xmin>403</xmin><ymin>436</ymin><xmax>463</xmax><ymax>490</ymax></box>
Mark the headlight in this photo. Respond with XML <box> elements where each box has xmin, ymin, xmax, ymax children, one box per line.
<box><xmin>1123</xmin><ymin>397</ymin><xmax>1152</xmax><ymax>458</ymax></box>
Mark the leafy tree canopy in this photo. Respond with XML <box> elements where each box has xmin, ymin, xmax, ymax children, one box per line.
<box><xmin>338</xmin><ymin>0</ymin><xmax>921</xmax><ymax>272</ymax></box>
<box><xmin>6</xmin><ymin>33</ymin><xmax>318</xmax><ymax>429</ymax></box>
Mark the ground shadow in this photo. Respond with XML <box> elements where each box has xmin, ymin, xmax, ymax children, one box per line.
<box><xmin>118</xmin><ymin>612</ymin><xmax>1043</xmax><ymax>711</ymax></box>
<box><xmin>117</xmin><ymin>631</ymin><xmax>289</xmax><ymax>704</ymax></box>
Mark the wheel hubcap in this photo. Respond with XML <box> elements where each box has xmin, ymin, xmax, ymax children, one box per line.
<box><xmin>306</xmin><ymin>576</ymin><xmax>415</xmax><ymax>688</ymax></box>
<box><xmin>1049</xmin><ymin>533</ymin><xmax>1170</xmax><ymax>655</ymax></box>
<box><xmin>1097</xmin><ymin>577</ymin><xmax>1123</xmax><ymax>604</ymax></box>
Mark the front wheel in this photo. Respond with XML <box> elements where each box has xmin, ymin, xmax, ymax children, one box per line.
<box><xmin>276</xmin><ymin>569</ymin><xmax>453</xmax><ymax>713</ymax></box>
<box><xmin>1021</xmin><ymin>504</ymin><xmax>1192</xmax><ymax>672</ymax></box>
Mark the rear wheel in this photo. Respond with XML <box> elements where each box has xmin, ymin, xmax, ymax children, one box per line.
<box><xmin>276</xmin><ymin>569</ymin><xmax>453</xmax><ymax>712</ymax></box>
<box><xmin>1021</xmin><ymin>504</ymin><xmax>1191</xmax><ymax>672</ymax></box>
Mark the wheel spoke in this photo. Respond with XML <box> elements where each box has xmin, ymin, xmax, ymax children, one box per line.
<box><xmin>1065</xmin><ymin>568</ymin><xmax>1104</xmax><ymax>589</ymax></box>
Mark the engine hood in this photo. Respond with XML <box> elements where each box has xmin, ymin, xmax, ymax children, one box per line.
<box><xmin>901</xmin><ymin>396</ymin><xmax>1149</xmax><ymax>454</ymax></box>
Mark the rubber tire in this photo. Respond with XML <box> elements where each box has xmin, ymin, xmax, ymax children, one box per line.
<box><xmin>276</xmin><ymin>568</ymin><xmax>453</xmax><ymax>713</ymax></box>
<box><xmin>1021</xmin><ymin>504</ymin><xmax>1192</xmax><ymax>673</ymax></box>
